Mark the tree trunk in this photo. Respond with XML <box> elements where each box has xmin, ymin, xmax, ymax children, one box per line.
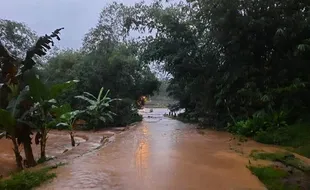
<box><xmin>11</xmin><ymin>137</ymin><xmax>23</xmax><ymax>170</ymax></box>
<box><xmin>18</xmin><ymin>123</ymin><xmax>36</xmax><ymax>167</ymax></box>
<box><xmin>23</xmin><ymin>137</ymin><xmax>36</xmax><ymax>167</ymax></box>
<box><xmin>40</xmin><ymin>128</ymin><xmax>47</xmax><ymax>160</ymax></box>
<box><xmin>70</xmin><ymin>131</ymin><xmax>75</xmax><ymax>147</ymax></box>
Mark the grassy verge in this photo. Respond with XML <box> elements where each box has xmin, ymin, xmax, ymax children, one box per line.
<box><xmin>253</xmin><ymin>123</ymin><xmax>310</xmax><ymax>158</ymax></box>
<box><xmin>248</xmin><ymin>151</ymin><xmax>310</xmax><ymax>190</ymax></box>
<box><xmin>250</xmin><ymin>151</ymin><xmax>310</xmax><ymax>172</ymax></box>
<box><xmin>0</xmin><ymin>163</ymin><xmax>63</xmax><ymax>190</ymax></box>
<box><xmin>248</xmin><ymin>166</ymin><xmax>298</xmax><ymax>190</ymax></box>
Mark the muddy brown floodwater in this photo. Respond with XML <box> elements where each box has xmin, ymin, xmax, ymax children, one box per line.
<box><xmin>37</xmin><ymin>108</ymin><xmax>267</xmax><ymax>190</ymax></box>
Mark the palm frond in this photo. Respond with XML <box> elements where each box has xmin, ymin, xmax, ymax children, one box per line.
<box><xmin>103</xmin><ymin>89</ymin><xmax>110</xmax><ymax>99</ymax></box>
<box><xmin>75</xmin><ymin>95</ymin><xmax>96</xmax><ymax>105</ymax></box>
<box><xmin>99</xmin><ymin>116</ymin><xmax>106</xmax><ymax>123</ymax></box>
<box><xmin>97</xmin><ymin>87</ymin><xmax>104</xmax><ymax>102</ymax></box>
<box><xmin>82</xmin><ymin>92</ymin><xmax>97</xmax><ymax>100</ymax></box>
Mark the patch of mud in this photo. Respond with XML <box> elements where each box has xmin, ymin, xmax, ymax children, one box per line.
<box><xmin>0</xmin><ymin>129</ymin><xmax>123</xmax><ymax>177</ymax></box>
<box><xmin>273</xmin><ymin>162</ymin><xmax>310</xmax><ymax>189</ymax></box>
<box><xmin>223</xmin><ymin>133</ymin><xmax>310</xmax><ymax>189</ymax></box>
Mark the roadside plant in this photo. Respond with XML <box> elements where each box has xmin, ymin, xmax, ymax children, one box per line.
<box><xmin>24</xmin><ymin>76</ymin><xmax>78</xmax><ymax>161</ymax></box>
<box><xmin>54</xmin><ymin>104</ymin><xmax>83</xmax><ymax>147</ymax></box>
<box><xmin>75</xmin><ymin>87</ymin><xmax>119</xmax><ymax>130</ymax></box>
<box><xmin>0</xmin><ymin>28</ymin><xmax>63</xmax><ymax>168</ymax></box>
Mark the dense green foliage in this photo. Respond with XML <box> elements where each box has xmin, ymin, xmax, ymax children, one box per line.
<box><xmin>41</xmin><ymin>4</ymin><xmax>161</xmax><ymax>126</ymax></box>
<box><xmin>121</xmin><ymin>0</ymin><xmax>310</xmax><ymax>155</ymax></box>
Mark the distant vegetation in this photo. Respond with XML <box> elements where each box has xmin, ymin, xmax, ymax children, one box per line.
<box><xmin>146</xmin><ymin>80</ymin><xmax>176</xmax><ymax>108</ymax></box>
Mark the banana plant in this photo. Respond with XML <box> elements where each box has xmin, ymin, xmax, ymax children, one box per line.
<box><xmin>24</xmin><ymin>73</ymin><xmax>79</xmax><ymax>160</ymax></box>
<box><xmin>75</xmin><ymin>87</ymin><xmax>120</xmax><ymax>130</ymax></box>
<box><xmin>0</xmin><ymin>28</ymin><xmax>64</xmax><ymax>169</ymax></box>
<box><xmin>58</xmin><ymin>111</ymin><xmax>82</xmax><ymax>147</ymax></box>
<box><xmin>54</xmin><ymin>105</ymin><xmax>83</xmax><ymax>147</ymax></box>
<box><xmin>0</xmin><ymin>109</ymin><xmax>23</xmax><ymax>169</ymax></box>
<box><xmin>0</xmin><ymin>86</ymin><xmax>34</xmax><ymax>169</ymax></box>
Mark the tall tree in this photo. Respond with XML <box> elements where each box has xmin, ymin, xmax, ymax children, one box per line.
<box><xmin>0</xmin><ymin>19</ymin><xmax>37</xmax><ymax>58</ymax></box>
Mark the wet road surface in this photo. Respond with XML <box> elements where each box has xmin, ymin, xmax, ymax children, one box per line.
<box><xmin>38</xmin><ymin>108</ymin><xmax>266</xmax><ymax>190</ymax></box>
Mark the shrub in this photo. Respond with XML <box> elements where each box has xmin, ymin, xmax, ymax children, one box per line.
<box><xmin>108</xmin><ymin>98</ymin><xmax>142</xmax><ymax>126</ymax></box>
<box><xmin>229</xmin><ymin>116</ymin><xmax>264</xmax><ymax>137</ymax></box>
<box><xmin>229</xmin><ymin>110</ymin><xmax>289</xmax><ymax>138</ymax></box>
<box><xmin>254</xmin><ymin>128</ymin><xmax>292</xmax><ymax>145</ymax></box>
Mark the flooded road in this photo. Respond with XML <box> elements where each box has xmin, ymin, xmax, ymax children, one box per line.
<box><xmin>38</xmin><ymin>108</ymin><xmax>266</xmax><ymax>190</ymax></box>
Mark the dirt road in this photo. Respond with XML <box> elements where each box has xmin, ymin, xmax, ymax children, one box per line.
<box><xmin>38</xmin><ymin>108</ymin><xmax>266</xmax><ymax>190</ymax></box>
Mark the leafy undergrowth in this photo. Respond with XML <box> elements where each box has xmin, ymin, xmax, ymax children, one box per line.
<box><xmin>254</xmin><ymin>123</ymin><xmax>310</xmax><ymax>158</ymax></box>
<box><xmin>249</xmin><ymin>151</ymin><xmax>310</xmax><ymax>190</ymax></box>
<box><xmin>230</xmin><ymin>117</ymin><xmax>310</xmax><ymax>158</ymax></box>
<box><xmin>0</xmin><ymin>163</ymin><xmax>63</xmax><ymax>190</ymax></box>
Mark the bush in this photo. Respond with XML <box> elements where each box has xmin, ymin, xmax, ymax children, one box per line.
<box><xmin>177</xmin><ymin>111</ymin><xmax>199</xmax><ymax>122</ymax></box>
<box><xmin>229</xmin><ymin>110</ymin><xmax>289</xmax><ymax>138</ymax></box>
<box><xmin>254</xmin><ymin>128</ymin><xmax>292</xmax><ymax>145</ymax></box>
<box><xmin>108</xmin><ymin>98</ymin><xmax>142</xmax><ymax>126</ymax></box>
<box><xmin>229</xmin><ymin>116</ymin><xmax>264</xmax><ymax>137</ymax></box>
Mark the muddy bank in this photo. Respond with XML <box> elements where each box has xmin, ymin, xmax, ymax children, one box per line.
<box><xmin>0</xmin><ymin>128</ymin><xmax>126</xmax><ymax>177</ymax></box>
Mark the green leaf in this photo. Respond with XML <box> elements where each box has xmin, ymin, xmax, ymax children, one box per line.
<box><xmin>56</xmin><ymin>122</ymin><xmax>69</xmax><ymax>128</ymax></box>
<box><xmin>60</xmin><ymin>110</ymin><xmax>82</xmax><ymax>121</ymax></box>
<box><xmin>82</xmin><ymin>92</ymin><xmax>97</xmax><ymax>100</ymax></box>
<box><xmin>97</xmin><ymin>87</ymin><xmax>104</xmax><ymax>102</ymax></box>
<box><xmin>47</xmin><ymin>99</ymin><xmax>57</xmax><ymax>104</ymax></box>
<box><xmin>28</xmin><ymin>74</ymin><xmax>48</xmax><ymax>102</ymax></box>
<box><xmin>103</xmin><ymin>89</ymin><xmax>110</xmax><ymax>99</ymax></box>
<box><xmin>51</xmin><ymin>104</ymin><xmax>72</xmax><ymax>118</ymax></box>
<box><xmin>46</xmin><ymin>120</ymin><xmax>57</xmax><ymax>129</ymax></box>
<box><xmin>0</xmin><ymin>109</ymin><xmax>16</xmax><ymax>130</ymax></box>
<box><xmin>103</xmin><ymin>113</ymin><xmax>114</xmax><ymax>121</ymax></box>
<box><xmin>107</xmin><ymin>111</ymin><xmax>117</xmax><ymax>116</ymax></box>
<box><xmin>7</xmin><ymin>86</ymin><xmax>30</xmax><ymax>117</ymax></box>
<box><xmin>50</xmin><ymin>80</ymin><xmax>79</xmax><ymax>98</ymax></box>
<box><xmin>99</xmin><ymin>116</ymin><xmax>106</xmax><ymax>122</ymax></box>
<box><xmin>87</xmin><ymin>105</ymin><xmax>96</xmax><ymax>111</ymax></box>
<box><xmin>75</xmin><ymin>95</ymin><xmax>96</xmax><ymax>105</ymax></box>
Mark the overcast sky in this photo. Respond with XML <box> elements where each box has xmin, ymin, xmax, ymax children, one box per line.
<box><xmin>0</xmin><ymin>0</ymin><xmax>148</xmax><ymax>49</ymax></box>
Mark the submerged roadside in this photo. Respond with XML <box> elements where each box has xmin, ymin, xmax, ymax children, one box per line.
<box><xmin>168</xmin><ymin>113</ymin><xmax>310</xmax><ymax>190</ymax></box>
<box><xmin>0</xmin><ymin>124</ymin><xmax>138</xmax><ymax>189</ymax></box>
